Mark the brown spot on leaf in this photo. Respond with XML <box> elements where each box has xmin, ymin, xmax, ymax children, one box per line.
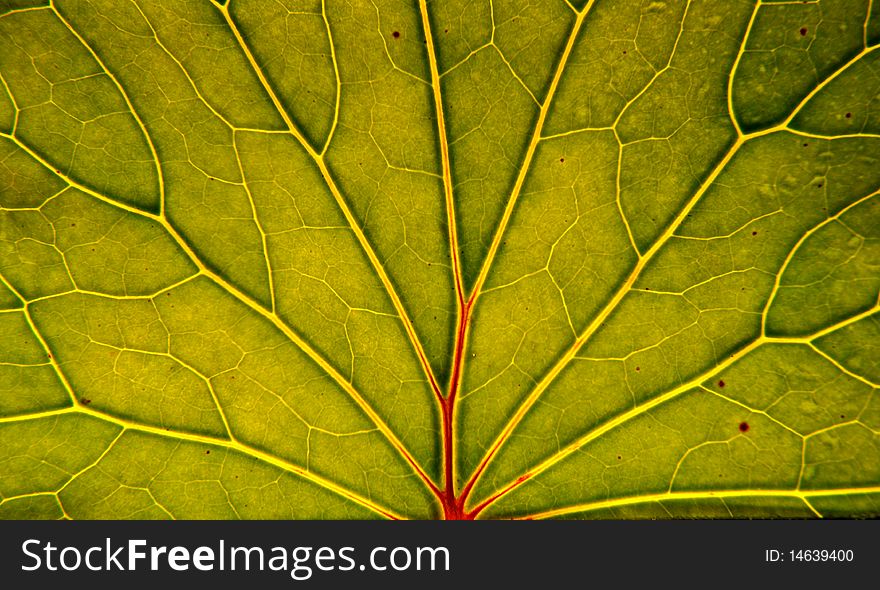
<box><xmin>635</xmin><ymin>366</ymin><xmax>640</xmax><ymax>372</ymax></box>
<box><xmin>799</xmin><ymin>27</ymin><xmax>808</xmax><ymax>36</ymax></box>
<box><xmin>718</xmin><ymin>379</ymin><xmax>726</xmax><ymax>388</ymax></box>
<box><xmin>559</xmin><ymin>157</ymin><xmax>565</xmax><ymax>163</ymax></box>
<box><xmin>392</xmin><ymin>31</ymin><xmax>400</xmax><ymax>39</ymax></box>
<box><xmin>739</xmin><ymin>421</ymin><xmax>750</xmax><ymax>433</ymax></box>
<box><xmin>205</xmin><ymin>450</ymin><xmax>211</xmax><ymax>455</ymax></box>
<box><xmin>845</xmin><ymin>112</ymin><xmax>852</xmax><ymax>118</ymax></box>
<box><xmin>752</xmin><ymin>231</ymin><xmax>758</xmax><ymax>236</ymax></box>
<box><xmin>80</xmin><ymin>397</ymin><xmax>91</xmax><ymax>405</ymax></box>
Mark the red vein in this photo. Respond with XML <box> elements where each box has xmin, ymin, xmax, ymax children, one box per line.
<box><xmin>418</xmin><ymin>0</ymin><xmax>595</xmax><ymax>518</ymax></box>
<box><xmin>418</xmin><ymin>0</ymin><xmax>471</xmax><ymax>518</ymax></box>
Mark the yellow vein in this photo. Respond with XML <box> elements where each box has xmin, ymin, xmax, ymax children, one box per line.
<box><xmin>55</xmin><ymin>429</ymin><xmax>126</xmax><ymax>495</ymax></box>
<box><xmin>727</xmin><ymin>1</ymin><xmax>761</xmax><ymax>136</ymax></box>
<box><xmin>1</xmin><ymin>131</ymin><xmax>439</xmax><ymax>500</ymax></box>
<box><xmin>809</xmin><ymin>342</ymin><xmax>880</xmax><ymax>389</ymax></box>
<box><xmin>0</xmin><ymin>5</ymin><xmax>46</xmax><ymax>19</ymax></box>
<box><xmin>0</xmin><ymin>406</ymin><xmax>404</xmax><ymax>520</ymax></box>
<box><xmin>216</xmin><ymin>1</ymin><xmax>444</xmax><ymax>404</ymax></box>
<box><xmin>232</xmin><ymin>131</ymin><xmax>277</xmax><ymax>313</ymax></box>
<box><xmin>418</xmin><ymin>0</ymin><xmax>465</xmax><ymax>314</ymax></box>
<box><xmin>706</xmin><ymin>388</ymin><xmax>803</xmax><ymax>438</ymax></box>
<box><xmin>470</xmin><ymin>306</ymin><xmax>879</xmax><ymax>514</ymax></box>
<box><xmin>612</xmin><ymin>0</ymin><xmax>692</xmax><ymax>130</ymax></box>
<box><xmin>613</xmin><ymin>131</ymin><xmax>639</xmax><ymax>254</ymax></box>
<box><xmin>50</xmin><ymin>2</ymin><xmax>161</xmax><ymax>215</ymax></box>
<box><xmin>321</xmin><ymin>0</ymin><xmax>342</xmax><ymax>155</ymax></box>
<box><xmin>782</xmin><ymin>45</ymin><xmax>880</xmax><ymax>128</ymax></box>
<box><xmin>0</xmin><ymin>71</ymin><xmax>18</xmax><ymax>134</ymax></box>
<box><xmin>469</xmin><ymin>338</ymin><xmax>762</xmax><ymax>510</ymax></box>
<box><xmin>468</xmin><ymin>0</ymin><xmax>595</xmax><ymax>300</ymax></box>
<box><xmin>462</xmin><ymin>42</ymin><xmax>880</xmax><ymax>505</ymax></box>
<box><xmin>518</xmin><ymin>486</ymin><xmax>880</xmax><ymax>520</ymax></box>
<box><xmin>0</xmin><ymin>271</ymin><xmax>78</xmax><ymax>407</ymax></box>
<box><xmin>762</xmin><ymin>190</ymin><xmax>878</xmax><ymax>334</ymax></box>
<box><xmin>464</xmin><ymin>136</ymin><xmax>746</xmax><ymax>507</ymax></box>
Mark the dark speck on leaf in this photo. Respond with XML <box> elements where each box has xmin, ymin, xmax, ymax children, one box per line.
<box><xmin>635</xmin><ymin>366</ymin><xmax>640</xmax><ymax>372</ymax></box>
<box><xmin>739</xmin><ymin>421</ymin><xmax>750</xmax><ymax>433</ymax></box>
<box><xmin>81</xmin><ymin>398</ymin><xmax>91</xmax><ymax>405</ymax></box>
<box><xmin>617</xmin><ymin>455</ymin><xmax>622</xmax><ymax>460</ymax></box>
<box><xmin>752</xmin><ymin>231</ymin><xmax>758</xmax><ymax>236</ymax></box>
<box><xmin>817</xmin><ymin>183</ymin><xmax>823</xmax><ymax>188</ymax></box>
<box><xmin>392</xmin><ymin>31</ymin><xmax>400</xmax><ymax>39</ymax></box>
<box><xmin>444</xmin><ymin>28</ymin><xmax>448</xmax><ymax>33</ymax></box>
<box><xmin>559</xmin><ymin>157</ymin><xmax>565</xmax><ymax>163</ymax></box>
<box><xmin>845</xmin><ymin>112</ymin><xmax>852</xmax><ymax>118</ymax></box>
<box><xmin>840</xmin><ymin>414</ymin><xmax>846</xmax><ymax>419</ymax></box>
<box><xmin>803</xmin><ymin>143</ymin><xmax>809</xmax><ymax>147</ymax></box>
<box><xmin>718</xmin><ymin>379</ymin><xmax>726</xmax><ymax>388</ymax></box>
<box><xmin>206</xmin><ymin>450</ymin><xmax>210</xmax><ymax>455</ymax></box>
<box><xmin>799</xmin><ymin>27</ymin><xmax>808</xmax><ymax>36</ymax></box>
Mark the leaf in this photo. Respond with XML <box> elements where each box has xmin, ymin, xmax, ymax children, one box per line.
<box><xmin>0</xmin><ymin>0</ymin><xmax>878</xmax><ymax>521</ymax></box>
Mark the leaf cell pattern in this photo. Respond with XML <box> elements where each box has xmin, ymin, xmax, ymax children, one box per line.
<box><xmin>0</xmin><ymin>0</ymin><xmax>878</xmax><ymax>520</ymax></box>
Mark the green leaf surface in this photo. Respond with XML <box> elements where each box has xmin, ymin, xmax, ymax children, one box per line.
<box><xmin>0</xmin><ymin>0</ymin><xmax>878</xmax><ymax>520</ymax></box>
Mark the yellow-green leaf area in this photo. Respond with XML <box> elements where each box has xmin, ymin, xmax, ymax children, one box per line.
<box><xmin>1</xmin><ymin>0</ymin><xmax>878</xmax><ymax>520</ymax></box>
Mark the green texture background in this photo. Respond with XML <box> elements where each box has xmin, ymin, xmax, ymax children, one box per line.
<box><xmin>0</xmin><ymin>0</ymin><xmax>878</xmax><ymax>519</ymax></box>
